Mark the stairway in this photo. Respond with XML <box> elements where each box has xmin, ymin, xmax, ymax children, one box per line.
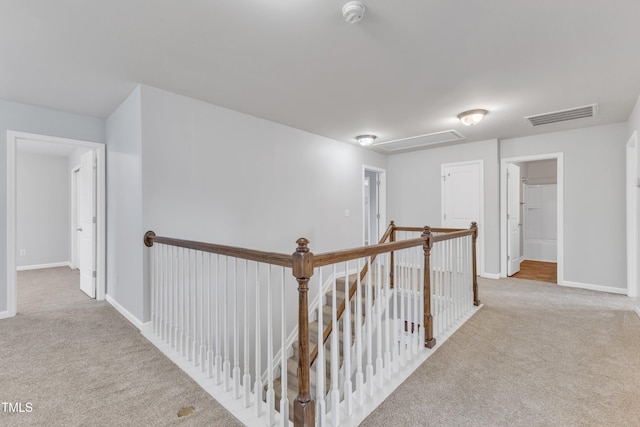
<box><xmin>268</xmin><ymin>273</ymin><xmax>375</xmax><ymax>420</ymax></box>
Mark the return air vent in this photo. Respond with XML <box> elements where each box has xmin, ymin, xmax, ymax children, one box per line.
<box><xmin>373</xmin><ymin>130</ymin><xmax>465</xmax><ymax>152</ymax></box>
<box><xmin>525</xmin><ymin>104</ymin><xmax>597</xmax><ymax>127</ymax></box>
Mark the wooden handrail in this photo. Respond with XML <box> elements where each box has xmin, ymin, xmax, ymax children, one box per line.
<box><xmin>143</xmin><ymin>231</ymin><xmax>293</xmax><ymax>268</ymax></box>
<box><xmin>431</xmin><ymin>229</ymin><xmax>475</xmax><ymax>243</ymax></box>
<box><xmin>313</xmin><ymin>237</ymin><xmax>426</xmax><ymax>267</ymax></box>
<box><xmin>394</xmin><ymin>226</ymin><xmax>466</xmax><ymax>233</ymax></box>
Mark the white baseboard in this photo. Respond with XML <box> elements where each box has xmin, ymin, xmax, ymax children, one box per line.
<box><xmin>0</xmin><ymin>310</ymin><xmax>12</xmax><ymax>320</ymax></box>
<box><xmin>17</xmin><ymin>261</ymin><xmax>72</xmax><ymax>271</ymax></box>
<box><xmin>480</xmin><ymin>272</ymin><xmax>501</xmax><ymax>280</ymax></box>
<box><xmin>106</xmin><ymin>294</ymin><xmax>147</xmax><ymax>331</ymax></box>
<box><xmin>560</xmin><ymin>280</ymin><xmax>627</xmax><ymax>295</ymax></box>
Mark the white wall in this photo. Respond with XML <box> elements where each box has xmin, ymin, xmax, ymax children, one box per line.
<box><xmin>0</xmin><ymin>99</ymin><xmax>105</xmax><ymax>313</ymax></box>
<box><xmin>105</xmin><ymin>86</ymin><xmax>144</xmax><ymax>321</ymax></box>
<box><xmin>387</xmin><ymin>139</ymin><xmax>501</xmax><ymax>276</ymax></box>
<box><xmin>16</xmin><ymin>152</ymin><xmax>70</xmax><ymax>268</ymax></box>
<box><xmin>501</xmin><ymin>123</ymin><xmax>628</xmax><ymax>290</ymax></box>
<box><xmin>104</xmin><ymin>85</ymin><xmax>387</xmax><ymax>324</ymax></box>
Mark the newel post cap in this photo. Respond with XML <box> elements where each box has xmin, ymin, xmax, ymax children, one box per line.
<box><xmin>421</xmin><ymin>225</ymin><xmax>432</xmax><ymax>249</ymax></box>
<box><xmin>144</xmin><ymin>230</ymin><xmax>156</xmax><ymax>247</ymax></box>
<box><xmin>292</xmin><ymin>238</ymin><xmax>314</xmax><ymax>279</ymax></box>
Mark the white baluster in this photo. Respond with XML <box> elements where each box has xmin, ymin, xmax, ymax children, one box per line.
<box><xmin>399</xmin><ymin>248</ymin><xmax>406</xmax><ymax>368</ymax></box>
<box><xmin>208</xmin><ymin>254</ymin><xmax>214</xmax><ymax>379</ymax></box>
<box><xmin>168</xmin><ymin>246</ymin><xmax>174</xmax><ymax>348</ymax></box>
<box><xmin>200</xmin><ymin>252</ymin><xmax>206</xmax><ymax>370</ymax></box>
<box><xmin>410</xmin><ymin>246</ymin><xmax>422</xmax><ymax>354</ymax></box>
<box><xmin>266</xmin><ymin>265</ymin><xmax>275</xmax><ymax>426</ymax></box>
<box><xmin>254</xmin><ymin>262</ymin><xmax>263</xmax><ymax>418</ymax></box>
<box><xmin>151</xmin><ymin>244</ymin><xmax>157</xmax><ymax>335</ymax></box>
<box><xmin>181</xmin><ymin>248</ymin><xmax>187</xmax><ymax>356</ymax></box>
<box><xmin>215</xmin><ymin>255</ymin><xmax>223</xmax><ymax>385</ymax></box>
<box><xmin>165</xmin><ymin>244</ymin><xmax>171</xmax><ymax>343</ymax></box>
<box><xmin>330</xmin><ymin>264</ymin><xmax>340</xmax><ymax>426</ymax></box>
<box><xmin>384</xmin><ymin>252</ymin><xmax>392</xmax><ymax>380</ymax></box>
<box><xmin>392</xmin><ymin>253</ymin><xmax>399</xmax><ymax>374</ymax></box>
<box><xmin>244</xmin><ymin>260</ymin><xmax>251</xmax><ymax>408</ymax></box>
<box><xmin>343</xmin><ymin>262</ymin><xmax>353</xmax><ymax>415</ymax></box>
<box><xmin>233</xmin><ymin>259</ymin><xmax>241</xmax><ymax>399</ymax></box>
<box><xmin>355</xmin><ymin>259</ymin><xmax>364</xmax><ymax>404</ymax></box>
<box><xmin>279</xmin><ymin>267</ymin><xmax>288</xmax><ymax>425</ymax></box>
<box><xmin>224</xmin><ymin>256</ymin><xmax>231</xmax><ymax>391</ymax></box>
<box><xmin>192</xmin><ymin>250</ymin><xmax>199</xmax><ymax>367</ymax></box>
<box><xmin>186</xmin><ymin>249</ymin><xmax>193</xmax><ymax>361</ymax></box>
<box><xmin>366</xmin><ymin>257</ymin><xmax>374</xmax><ymax>396</ymax></box>
<box><xmin>375</xmin><ymin>258</ymin><xmax>383</xmax><ymax>387</ymax></box>
<box><xmin>160</xmin><ymin>244</ymin><xmax>164</xmax><ymax>341</ymax></box>
<box><xmin>174</xmin><ymin>247</ymin><xmax>179</xmax><ymax>349</ymax></box>
<box><xmin>316</xmin><ymin>268</ymin><xmax>326</xmax><ymax>426</ymax></box>
<box><xmin>419</xmin><ymin>246</ymin><xmax>425</xmax><ymax>349</ymax></box>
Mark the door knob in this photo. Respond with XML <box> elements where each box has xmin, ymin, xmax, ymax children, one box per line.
<box><xmin>76</xmin><ymin>227</ymin><xmax>83</xmax><ymax>232</ymax></box>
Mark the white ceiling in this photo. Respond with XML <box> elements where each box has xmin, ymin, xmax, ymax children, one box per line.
<box><xmin>2</xmin><ymin>1</ymin><xmax>639</xmax><ymax>150</ymax></box>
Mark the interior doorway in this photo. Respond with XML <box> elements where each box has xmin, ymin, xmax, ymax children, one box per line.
<box><xmin>6</xmin><ymin>131</ymin><xmax>105</xmax><ymax>318</ymax></box>
<box><xmin>501</xmin><ymin>153</ymin><xmax>564</xmax><ymax>284</ymax></box>
<box><xmin>363</xmin><ymin>166</ymin><xmax>386</xmax><ymax>245</ymax></box>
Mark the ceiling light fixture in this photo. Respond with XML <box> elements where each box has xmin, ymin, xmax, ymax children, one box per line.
<box><xmin>342</xmin><ymin>1</ymin><xmax>366</xmax><ymax>24</ymax></box>
<box><xmin>356</xmin><ymin>134</ymin><xmax>377</xmax><ymax>146</ymax></box>
<box><xmin>457</xmin><ymin>109</ymin><xmax>488</xmax><ymax>126</ymax></box>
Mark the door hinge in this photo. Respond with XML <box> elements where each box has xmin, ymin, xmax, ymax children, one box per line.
<box><xmin>92</xmin><ymin>271</ymin><xmax>97</xmax><ymax>278</ymax></box>
<box><xmin>376</xmin><ymin>213</ymin><xmax>381</xmax><ymax>219</ymax></box>
<box><xmin>92</xmin><ymin>217</ymin><xmax>97</xmax><ymax>224</ymax></box>
<box><xmin>507</xmin><ymin>255</ymin><xmax>511</xmax><ymax>260</ymax></box>
<box><xmin>443</xmin><ymin>213</ymin><xmax>447</xmax><ymax>220</ymax></box>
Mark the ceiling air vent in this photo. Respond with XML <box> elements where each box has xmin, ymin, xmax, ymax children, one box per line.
<box><xmin>525</xmin><ymin>104</ymin><xmax>598</xmax><ymax>126</ymax></box>
<box><xmin>373</xmin><ymin>130</ymin><xmax>465</xmax><ymax>152</ymax></box>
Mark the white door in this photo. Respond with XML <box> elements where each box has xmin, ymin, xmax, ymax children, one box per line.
<box><xmin>442</xmin><ymin>161</ymin><xmax>483</xmax><ymax>275</ymax></box>
<box><xmin>442</xmin><ymin>162</ymin><xmax>481</xmax><ymax>228</ymax></box>
<box><xmin>78</xmin><ymin>150</ymin><xmax>96</xmax><ymax>298</ymax></box>
<box><xmin>507</xmin><ymin>163</ymin><xmax>521</xmax><ymax>276</ymax></box>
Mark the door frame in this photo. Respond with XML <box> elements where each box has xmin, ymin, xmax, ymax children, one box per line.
<box><xmin>626</xmin><ymin>131</ymin><xmax>638</xmax><ymax>297</ymax></box>
<box><xmin>440</xmin><ymin>160</ymin><xmax>485</xmax><ymax>277</ymax></box>
<box><xmin>6</xmin><ymin>131</ymin><xmax>106</xmax><ymax>317</ymax></box>
<box><xmin>500</xmin><ymin>153</ymin><xmax>564</xmax><ymax>282</ymax></box>
<box><xmin>362</xmin><ymin>165</ymin><xmax>387</xmax><ymax>244</ymax></box>
<box><xmin>70</xmin><ymin>164</ymin><xmax>81</xmax><ymax>270</ymax></box>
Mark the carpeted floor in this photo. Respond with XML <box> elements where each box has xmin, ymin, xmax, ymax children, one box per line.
<box><xmin>0</xmin><ymin>267</ymin><xmax>242</xmax><ymax>426</ymax></box>
<box><xmin>2</xmin><ymin>268</ymin><xmax>639</xmax><ymax>426</ymax></box>
<box><xmin>363</xmin><ymin>277</ymin><xmax>640</xmax><ymax>426</ymax></box>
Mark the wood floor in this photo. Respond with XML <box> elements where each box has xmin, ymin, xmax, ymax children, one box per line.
<box><xmin>512</xmin><ymin>260</ymin><xmax>557</xmax><ymax>284</ymax></box>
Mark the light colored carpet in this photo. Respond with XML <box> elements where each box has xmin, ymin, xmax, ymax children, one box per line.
<box><xmin>3</xmin><ymin>269</ymin><xmax>639</xmax><ymax>426</ymax></box>
<box><xmin>363</xmin><ymin>277</ymin><xmax>640</xmax><ymax>426</ymax></box>
<box><xmin>0</xmin><ymin>267</ymin><xmax>242</xmax><ymax>426</ymax></box>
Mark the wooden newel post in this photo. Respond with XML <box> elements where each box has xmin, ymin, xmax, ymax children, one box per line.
<box><xmin>389</xmin><ymin>221</ymin><xmax>396</xmax><ymax>289</ymax></box>
<box><xmin>470</xmin><ymin>222</ymin><xmax>480</xmax><ymax>306</ymax></box>
<box><xmin>422</xmin><ymin>226</ymin><xmax>436</xmax><ymax>348</ymax></box>
<box><xmin>292</xmin><ymin>238</ymin><xmax>316</xmax><ymax>427</ymax></box>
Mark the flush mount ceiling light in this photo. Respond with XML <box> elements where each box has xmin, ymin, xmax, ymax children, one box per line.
<box><xmin>342</xmin><ymin>1</ymin><xmax>366</xmax><ymax>24</ymax></box>
<box><xmin>356</xmin><ymin>134</ymin><xmax>377</xmax><ymax>146</ymax></box>
<box><xmin>457</xmin><ymin>109</ymin><xmax>489</xmax><ymax>126</ymax></box>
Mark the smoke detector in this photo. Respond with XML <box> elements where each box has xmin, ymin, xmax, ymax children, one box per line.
<box><xmin>342</xmin><ymin>1</ymin><xmax>366</xmax><ymax>24</ymax></box>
